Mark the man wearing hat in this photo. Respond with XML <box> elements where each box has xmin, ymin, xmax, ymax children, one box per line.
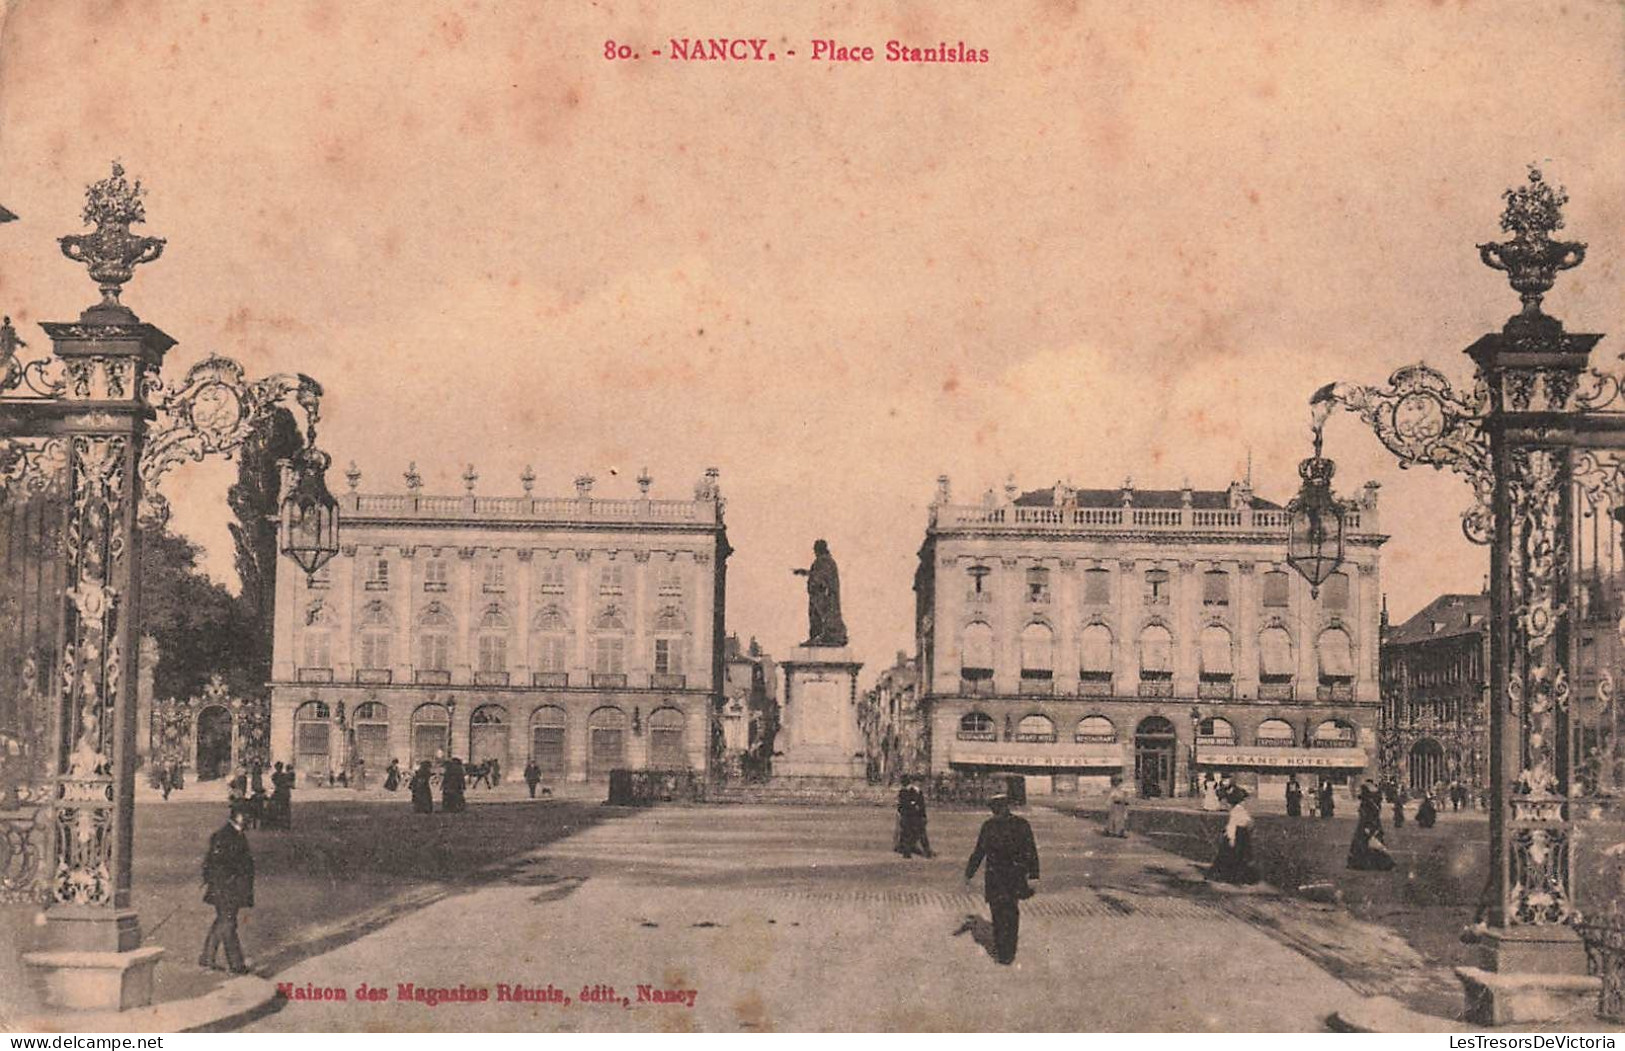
<box><xmin>199</xmin><ymin>805</ymin><xmax>256</xmax><ymax>973</ymax></box>
<box><xmin>964</xmin><ymin>793</ymin><xmax>1040</xmax><ymax>965</ymax></box>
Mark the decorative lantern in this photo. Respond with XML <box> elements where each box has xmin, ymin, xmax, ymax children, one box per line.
<box><xmin>278</xmin><ymin>444</ymin><xmax>340</xmax><ymax>580</ymax></box>
<box><xmin>1286</xmin><ymin>424</ymin><xmax>1346</xmax><ymax>597</ymax></box>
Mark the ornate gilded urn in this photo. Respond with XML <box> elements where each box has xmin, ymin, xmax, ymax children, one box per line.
<box><xmin>57</xmin><ymin>161</ymin><xmax>166</xmax><ymax>317</ymax></box>
<box><xmin>1477</xmin><ymin>168</ymin><xmax>1585</xmax><ymax>336</ymax></box>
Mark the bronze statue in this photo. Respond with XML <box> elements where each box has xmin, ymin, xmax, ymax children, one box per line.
<box><xmin>793</xmin><ymin>539</ymin><xmax>848</xmax><ymax>647</ymax></box>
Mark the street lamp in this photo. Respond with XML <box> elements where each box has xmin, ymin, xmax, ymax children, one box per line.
<box><xmin>278</xmin><ymin>443</ymin><xmax>340</xmax><ymax>580</ymax></box>
<box><xmin>1286</xmin><ymin>418</ymin><xmax>1346</xmax><ymax>598</ymax></box>
<box><xmin>1188</xmin><ymin>705</ymin><xmax>1201</xmax><ymax>797</ymax></box>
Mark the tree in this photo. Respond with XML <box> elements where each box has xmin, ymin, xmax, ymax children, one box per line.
<box><xmin>139</xmin><ymin>526</ymin><xmax>255</xmax><ymax>701</ymax></box>
<box><xmin>226</xmin><ymin>407</ymin><xmax>303</xmax><ymax>688</ymax></box>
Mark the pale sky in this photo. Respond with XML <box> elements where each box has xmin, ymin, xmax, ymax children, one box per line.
<box><xmin>0</xmin><ymin>0</ymin><xmax>1621</xmax><ymax>679</ymax></box>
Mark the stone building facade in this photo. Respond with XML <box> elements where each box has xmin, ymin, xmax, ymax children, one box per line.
<box><xmin>914</xmin><ymin>475</ymin><xmax>1386</xmax><ymax>799</ymax></box>
<box><xmin>1377</xmin><ymin>593</ymin><xmax>1489</xmax><ymax>797</ymax></box>
<box><xmin>269</xmin><ymin>469</ymin><xmax>730</xmax><ymax>785</ymax></box>
<box><xmin>719</xmin><ymin>634</ymin><xmax>777</xmax><ymax>777</ymax></box>
<box><xmin>859</xmin><ymin>651</ymin><xmax>924</xmax><ymax>783</ymax></box>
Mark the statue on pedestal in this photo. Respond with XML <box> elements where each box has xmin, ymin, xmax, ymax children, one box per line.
<box><xmin>793</xmin><ymin>539</ymin><xmax>848</xmax><ymax>648</ymax></box>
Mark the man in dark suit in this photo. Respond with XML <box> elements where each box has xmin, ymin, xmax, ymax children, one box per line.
<box><xmin>200</xmin><ymin>806</ymin><xmax>255</xmax><ymax>974</ymax></box>
<box><xmin>964</xmin><ymin>793</ymin><xmax>1040</xmax><ymax>965</ymax></box>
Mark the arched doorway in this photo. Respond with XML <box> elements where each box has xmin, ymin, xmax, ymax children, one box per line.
<box><xmin>410</xmin><ymin>703</ymin><xmax>449</xmax><ymax>765</ymax></box>
<box><xmin>530</xmin><ymin>706</ymin><xmax>567</xmax><ymax>776</ymax></box>
<box><xmin>587</xmin><ymin>706</ymin><xmax>627</xmax><ymax>780</ymax></box>
<box><xmin>195</xmin><ymin>705</ymin><xmax>234</xmax><ymax>781</ymax></box>
<box><xmin>353</xmin><ymin>701</ymin><xmax>390</xmax><ymax>776</ymax></box>
<box><xmin>293</xmin><ymin>700</ymin><xmax>332</xmax><ymax>784</ymax></box>
<box><xmin>1409</xmin><ymin>738</ymin><xmax>1446</xmax><ymax>793</ymax></box>
<box><xmin>648</xmin><ymin>707</ymin><xmax>687</xmax><ymax>769</ymax></box>
<box><xmin>1134</xmin><ymin>716</ymin><xmax>1177</xmax><ymax>798</ymax></box>
<box><xmin>469</xmin><ymin>704</ymin><xmax>509</xmax><ymax>774</ymax></box>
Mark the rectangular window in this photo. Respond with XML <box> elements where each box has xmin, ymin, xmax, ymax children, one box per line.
<box><xmin>1262</xmin><ymin>571</ymin><xmax>1290</xmax><ymax>608</ymax></box>
<box><xmin>482</xmin><ymin>561</ymin><xmax>506</xmax><ymax>593</ymax></box>
<box><xmin>478</xmin><ymin>634</ymin><xmax>507</xmax><ymax>673</ymax></box>
<box><xmin>537</xmin><ymin>562</ymin><xmax>566</xmax><ymax>595</ymax></box>
<box><xmin>365</xmin><ymin>558</ymin><xmax>390</xmax><ymax>591</ymax></box>
<box><xmin>1203</xmin><ymin>571</ymin><xmax>1230</xmax><ymax>607</ymax></box>
<box><xmin>419</xmin><ymin>633</ymin><xmax>450</xmax><ymax>672</ymax></box>
<box><xmin>1026</xmin><ymin>567</ymin><xmax>1051</xmax><ymax>603</ymax></box>
<box><xmin>303</xmin><ymin>632</ymin><xmax>331</xmax><ymax>669</ymax></box>
<box><xmin>537</xmin><ymin>634</ymin><xmax>570</xmax><ymax>672</ymax></box>
<box><xmin>423</xmin><ymin>559</ymin><xmax>448</xmax><ymax>592</ymax></box>
<box><xmin>359</xmin><ymin>633</ymin><xmax>391</xmax><ymax>670</ymax></box>
<box><xmin>1083</xmin><ymin>569</ymin><xmax>1111</xmax><ymax>604</ymax></box>
<box><xmin>599</xmin><ymin>565</ymin><xmax>624</xmax><ymax>596</ymax></box>
<box><xmin>658</xmin><ymin>566</ymin><xmax>684</xmax><ymax>596</ymax></box>
<box><xmin>1145</xmin><ymin>569</ymin><xmax>1170</xmax><ymax>604</ymax></box>
<box><xmin>654</xmin><ymin>638</ymin><xmax>685</xmax><ymax>675</ymax></box>
<box><xmin>594</xmin><ymin>635</ymin><xmax>625</xmax><ymax>674</ymax></box>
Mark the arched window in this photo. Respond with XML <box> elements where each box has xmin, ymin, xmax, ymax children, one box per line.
<box><xmin>1198</xmin><ymin>716</ymin><xmax>1236</xmax><ymax>744</ymax></box>
<box><xmin>468</xmin><ymin>704</ymin><xmax>508</xmax><ymax>769</ymax></box>
<box><xmin>648</xmin><ymin>707</ymin><xmax>688</xmax><ymax>769</ymax></box>
<box><xmin>1199</xmin><ymin>625</ymin><xmax>1234</xmax><ymax>682</ymax></box>
<box><xmin>417</xmin><ymin>602</ymin><xmax>454</xmax><ymax>676</ymax></box>
<box><xmin>1139</xmin><ymin>624</ymin><xmax>1173</xmax><ymax>680</ymax></box>
<box><xmin>592</xmin><ymin>607</ymin><xmax>627</xmax><ymax>682</ymax></box>
<box><xmin>301</xmin><ymin>602</ymin><xmax>335</xmax><ymax>671</ymax></box>
<box><xmin>530</xmin><ymin>705</ymin><xmax>567</xmax><ymax>775</ymax></box>
<box><xmin>1255</xmin><ymin>718</ymin><xmax>1296</xmax><ymax>747</ymax></box>
<box><xmin>1075</xmin><ymin>714</ymin><xmax>1116</xmax><ymax>743</ymax></box>
<box><xmin>357</xmin><ymin>600</ymin><xmax>393</xmax><ymax>672</ymax></box>
<box><xmin>1313</xmin><ymin>719</ymin><xmax>1356</xmax><ymax>748</ymax></box>
<box><xmin>1016</xmin><ymin>713</ymin><xmax>1056</xmax><ymax>743</ymax></box>
<box><xmin>410</xmin><ymin>703</ymin><xmax>450</xmax><ymax>764</ymax></box>
<box><xmin>1318</xmin><ymin>628</ymin><xmax>1355</xmax><ymax>685</ymax></box>
<box><xmin>958</xmin><ymin>711</ymin><xmax>996</xmax><ymax>740</ymax></box>
<box><xmin>1079</xmin><ymin>624</ymin><xmax>1114</xmax><ymax>684</ymax></box>
<box><xmin>1020</xmin><ymin>623</ymin><xmax>1054</xmax><ymax>680</ymax></box>
<box><xmin>961</xmin><ymin>622</ymin><xmax>994</xmax><ymax>681</ymax></box>
<box><xmin>531</xmin><ymin>605</ymin><xmax>571</xmax><ymax>677</ymax></box>
<box><xmin>476</xmin><ymin>605</ymin><xmax>511</xmax><ymax>679</ymax></box>
<box><xmin>1259</xmin><ymin>627</ymin><xmax>1294</xmax><ymax>685</ymax></box>
<box><xmin>1202</xmin><ymin>570</ymin><xmax>1231</xmax><ymax>607</ymax></box>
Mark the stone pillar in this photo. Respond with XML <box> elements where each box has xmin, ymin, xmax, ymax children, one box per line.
<box><xmin>21</xmin><ymin>307</ymin><xmax>175</xmax><ymax>1009</ymax></box>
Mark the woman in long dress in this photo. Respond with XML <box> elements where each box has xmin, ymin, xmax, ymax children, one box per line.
<box><xmin>383</xmin><ymin>759</ymin><xmax>401</xmax><ymax>793</ymax></box>
<box><xmin>1206</xmin><ymin>786</ymin><xmax>1259</xmax><ymax>884</ymax></box>
<box><xmin>1103</xmin><ymin>776</ymin><xmax>1130</xmax><ymax>837</ymax></box>
<box><xmin>409</xmin><ymin>761</ymin><xmax>435</xmax><ymax>814</ymax></box>
<box><xmin>1285</xmin><ymin>776</ymin><xmax>1304</xmax><ymax>818</ymax></box>
<box><xmin>1200</xmin><ymin>775</ymin><xmax>1221</xmax><ymax>812</ymax></box>
<box><xmin>1347</xmin><ymin>781</ymin><xmax>1396</xmax><ymax>870</ymax></box>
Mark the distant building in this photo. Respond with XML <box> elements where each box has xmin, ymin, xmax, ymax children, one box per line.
<box><xmin>720</xmin><ymin>634</ymin><xmax>777</xmax><ymax>777</ymax></box>
<box><xmin>269</xmin><ymin>469</ymin><xmax>730</xmax><ymax>784</ymax></box>
<box><xmin>859</xmin><ymin>651</ymin><xmax>924</xmax><ymax>783</ymax></box>
<box><xmin>1378</xmin><ymin>593</ymin><xmax>1489</xmax><ymax>796</ymax></box>
<box><xmin>914</xmin><ymin>475</ymin><xmax>1387</xmax><ymax>799</ymax></box>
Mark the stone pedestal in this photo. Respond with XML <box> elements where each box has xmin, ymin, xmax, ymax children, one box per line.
<box><xmin>23</xmin><ymin>946</ymin><xmax>164</xmax><ymax>1012</ymax></box>
<box><xmin>777</xmin><ymin>647</ymin><xmax>863</xmax><ymax>779</ymax></box>
<box><xmin>1454</xmin><ymin>925</ymin><xmax>1599</xmax><ymax>1025</ymax></box>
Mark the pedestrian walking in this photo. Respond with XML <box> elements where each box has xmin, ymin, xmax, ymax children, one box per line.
<box><xmin>1316</xmin><ymin>779</ymin><xmax>1335</xmax><ymax>819</ymax></box>
<box><xmin>523</xmin><ymin>759</ymin><xmax>542</xmax><ymax>798</ymax></box>
<box><xmin>1102</xmin><ymin>774</ymin><xmax>1130</xmax><ymax>838</ymax></box>
<box><xmin>384</xmin><ymin>758</ymin><xmax>401</xmax><ymax>793</ymax></box>
<box><xmin>894</xmin><ymin>775</ymin><xmax>934</xmax><ymax>858</ymax></box>
<box><xmin>1416</xmin><ymin>792</ymin><xmax>1438</xmax><ymax>828</ymax></box>
<box><xmin>409</xmin><ymin>760</ymin><xmax>435</xmax><ymax>814</ymax></box>
<box><xmin>488</xmin><ymin>757</ymin><xmax>501</xmax><ymax>786</ymax></box>
<box><xmin>1199</xmin><ymin>774</ymin><xmax>1221</xmax><ymax>812</ymax></box>
<box><xmin>269</xmin><ymin>761</ymin><xmax>293</xmax><ymax>830</ymax></box>
<box><xmin>964</xmin><ymin>794</ymin><xmax>1040</xmax><ymax>966</ymax></box>
<box><xmin>158</xmin><ymin>761</ymin><xmax>174</xmax><ymax>801</ymax></box>
<box><xmin>1392</xmin><ymin>786</ymin><xmax>1407</xmax><ymax>829</ymax></box>
<box><xmin>353</xmin><ymin>755</ymin><xmax>368</xmax><ymax>791</ymax></box>
<box><xmin>1348</xmin><ymin>780</ymin><xmax>1395</xmax><ymax>871</ymax></box>
<box><xmin>199</xmin><ymin>806</ymin><xmax>255</xmax><ymax>974</ymax></box>
<box><xmin>442</xmin><ymin>756</ymin><xmax>467</xmax><ymax>812</ymax></box>
<box><xmin>1206</xmin><ymin>786</ymin><xmax>1259</xmax><ymax>884</ymax></box>
<box><xmin>1285</xmin><ymin>775</ymin><xmax>1304</xmax><ymax>818</ymax></box>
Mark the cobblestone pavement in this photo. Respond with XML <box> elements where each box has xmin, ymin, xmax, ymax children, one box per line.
<box><xmin>247</xmin><ymin>804</ymin><xmax>1370</xmax><ymax>1032</ymax></box>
